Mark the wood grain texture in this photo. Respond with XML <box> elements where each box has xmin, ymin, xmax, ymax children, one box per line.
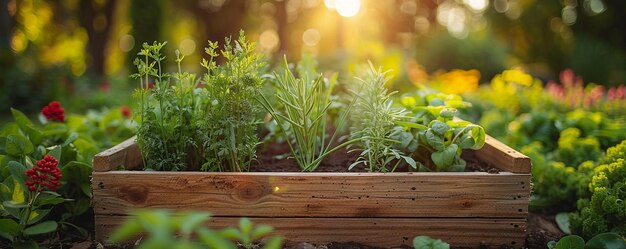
<box><xmin>92</xmin><ymin>136</ymin><xmax>142</xmax><ymax>172</ymax></box>
<box><xmin>474</xmin><ymin>135</ymin><xmax>531</xmax><ymax>174</ymax></box>
<box><xmin>95</xmin><ymin>215</ymin><xmax>527</xmax><ymax>248</ymax></box>
<box><xmin>93</xmin><ymin>171</ymin><xmax>530</xmax><ymax>218</ymax></box>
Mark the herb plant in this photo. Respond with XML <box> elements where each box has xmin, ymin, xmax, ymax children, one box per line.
<box><xmin>199</xmin><ymin>31</ymin><xmax>265</xmax><ymax>172</ymax></box>
<box><xmin>258</xmin><ymin>58</ymin><xmax>357</xmax><ymax>172</ymax></box>
<box><xmin>131</xmin><ymin>31</ymin><xmax>265</xmax><ymax>172</ymax></box>
<box><xmin>132</xmin><ymin>42</ymin><xmax>203</xmax><ymax>171</ymax></box>
<box><xmin>393</xmin><ymin>92</ymin><xmax>485</xmax><ymax>171</ymax></box>
<box><xmin>108</xmin><ymin>209</ymin><xmax>283</xmax><ymax>249</ymax></box>
<box><xmin>348</xmin><ymin>63</ymin><xmax>415</xmax><ymax>172</ymax></box>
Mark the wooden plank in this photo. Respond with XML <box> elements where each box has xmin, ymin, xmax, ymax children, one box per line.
<box><xmin>93</xmin><ymin>171</ymin><xmax>530</xmax><ymax>218</ymax></box>
<box><xmin>92</xmin><ymin>136</ymin><xmax>142</xmax><ymax>172</ymax></box>
<box><xmin>474</xmin><ymin>135</ymin><xmax>531</xmax><ymax>174</ymax></box>
<box><xmin>95</xmin><ymin>215</ymin><xmax>527</xmax><ymax>248</ymax></box>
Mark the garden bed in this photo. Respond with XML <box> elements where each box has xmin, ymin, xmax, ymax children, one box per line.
<box><xmin>91</xmin><ymin>135</ymin><xmax>531</xmax><ymax>248</ymax></box>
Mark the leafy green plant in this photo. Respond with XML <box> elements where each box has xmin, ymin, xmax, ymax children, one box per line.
<box><xmin>108</xmin><ymin>209</ymin><xmax>283</xmax><ymax>249</ymax></box>
<box><xmin>258</xmin><ymin>58</ymin><xmax>358</xmax><ymax>172</ymax></box>
<box><xmin>132</xmin><ymin>42</ymin><xmax>203</xmax><ymax>171</ymax></box>
<box><xmin>199</xmin><ymin>31</ymin><xmax>265</xmax><ymax>172</ymax></box>
<box><xmin>0</xmin><ymin>155</ymin><xmax>69</xmax><ymax>248</ymax></box>
<box><xmin>570</xmin><ymin>140</ymin><xmax>626</xmax><ymax>239</ymax></box>
<box><xmin>547</xmin><ymin>233</ymin><xmax>625</xmax><ymax>249</ymax></box>
<box><xmin>393</xmin><ymin>91</ymin><xmax>485</xmax><ymax>171</ymax></box>
<box><xmin>0</xmin><ymin>107</ymin><xmax>96</xmax><ymax>242</ymax></box>
<box><xmin>413</xmin><ymin>235</ymin><xmax>450</xmax><ymax>249</ymax></box>
<box><xmin>348</xmin><ymin>63</ymin><xmax>415</xmax><ymax>172</ymax></box>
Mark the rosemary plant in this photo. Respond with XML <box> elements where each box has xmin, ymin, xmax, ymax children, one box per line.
<box><xmin>199</xmin><ymin>31</ymin><xmax>265</xmax><ymax>172</ymax></box>
<box><xmin>258</xmin><ymin>58</ymin><xmax>359</xmax><ymax>172</ymax></box>
<box><xmin>348</xmin><ymin>63</ymin><xmax>416</xmax><ymax>172</ymax></box>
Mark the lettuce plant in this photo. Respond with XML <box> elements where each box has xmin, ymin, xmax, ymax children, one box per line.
<box><xmin>393</xmin><ymin>91</ymin><xmax>485</xmax><ymax>172</ymax></box>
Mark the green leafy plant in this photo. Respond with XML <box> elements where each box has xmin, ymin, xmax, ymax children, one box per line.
<box><xmin>547</xmin><ymin>233</ymin><xmax>625</xmax><ymax>249</ymax></box>
<box><xmin>258</xmin><ymin>58</ymin><xmax>358</xmax><ymax>172</ymax></box>
<box><xmin>132</xmin><ymin>42</ymin><xmax>204</xmax><ymax>171</ymax></box>
<box><xmin>108</xmin><ymin>209</ymin><xmax>283</xmax><ymax>249</ymax></box>
<box><xmin>393</xmin><ymin>91</ymin><xmax>485</xmax><ymax>171</ymax></box>
<box><xmin>0</xmin><ymin>155</ymin><xmax>69</xmax><ymax>248</ymax></box>
<box><xmin>0</xmin><ymin>107</ymin><xmax>98</xmax><ymax>245</ymax></box>
<box><xmin>348</xmin><ymin>63</ymin><xmax>415</xmax><ymax>172</ymax></box>
<box><xmin>570</xmin><ymin>140</ymin><xmax>626</xmax><ymax>239</ymax></box>
<box><xmin>413</xmin><ymin>235</ymin><xmax>450</xmax><ymax>249</ymax></box>
<box><xmin>199</xmin><ymin>31</ymin><xmax>265</xmax><ymax>172</ymax></box>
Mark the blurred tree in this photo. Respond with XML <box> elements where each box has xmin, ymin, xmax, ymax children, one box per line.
<box><xmin>78</xmin><ymin>0</ymin><xmax>117</xmax><ymax>76</ymax></box>
<box><xmin>128</xmin><ymin>0</ymin><xmax>163</xmax><ymax>68</ymax></box>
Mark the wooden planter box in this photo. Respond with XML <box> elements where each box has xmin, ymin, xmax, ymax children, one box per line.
<box><xmin>92</xmin><ymin>135</ymin><xmax>531</xmax><ymax>248</ymax></box>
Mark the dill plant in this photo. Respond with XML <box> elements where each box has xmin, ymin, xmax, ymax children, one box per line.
<box><xmin>199</xmin><ymin>31</ymin><xmax>265</xmax><ymax>172</ymax></box>
<box><xmin>132</xmin><ymin>42</ymin><xmax>202</xmax><ymax>171</ymax></box>
<box><xmin>258</xmin><ymin>58</ymin><xmax>358</xmax><ymax>172</ymax></box>
<box><xmin>348</xmin><ymin>63</ymin><xmax>416</xmax><ymax>172</ymax></box>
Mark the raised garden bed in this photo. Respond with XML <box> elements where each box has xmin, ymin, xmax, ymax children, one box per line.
<box><xmin>91</xmin><ymin>135</ymin><xmax>531</xmax><ymax>248</ymax></box>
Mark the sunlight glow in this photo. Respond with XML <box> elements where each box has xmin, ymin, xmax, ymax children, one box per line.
<box><xmin>335</xmin><ymin>0</ymin><xmax>361</xmax><ymax>17</ymax></box>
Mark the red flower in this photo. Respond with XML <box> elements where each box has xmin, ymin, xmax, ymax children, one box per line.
<box><xmin>25</xmin><ymin>155</ymin><xmax>62</xmax><ymax>192</ymax></box>
<box><xmin>41</xmin><ymin>101</ymin><xmax>65</xmax><ymax>122</ymax></box>
<box><xmin>121</xmin><ymin>106</ymin><xmax>132</xmax><ymax>118</ymax></box>
<box><xmin>99</xmin><ymin>80</ymin><xmax>111</xmax><ymax>92</ymax></box>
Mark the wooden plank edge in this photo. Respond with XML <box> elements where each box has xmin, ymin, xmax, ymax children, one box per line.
<box><xmin>92</xmin><ymin>136</ymin><xmax>142</xmax><ymax>172</ymax></box>
<box><xmin>95</xmin><ymin>215</ymin><xmax>527</xmax><ymax>248</ymax></box>
<box><xmin>475</xmin><ymin>135</ymin><xmax>531</xmax><ymax>174</ymax></box>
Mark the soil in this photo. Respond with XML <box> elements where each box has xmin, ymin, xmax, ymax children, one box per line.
<box><xmin>251</xmin><ymin>141</ymin><xmax>500</xmax><ymax>174</ymax></box>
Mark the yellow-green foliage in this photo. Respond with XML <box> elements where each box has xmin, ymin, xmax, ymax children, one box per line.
<box><xmin>570</xmin><ymin>140</ymin><xmax>626</xmax><ymax>239</ymax></box>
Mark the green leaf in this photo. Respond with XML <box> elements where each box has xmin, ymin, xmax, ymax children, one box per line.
<box><xmin>218</xmin><ymin>227</ymin><xmax>243</xmax><ymax>240</ymax></box>
<box><xmin>196</xmin><ymin>228</ymin><xmax>237</xmax><ymax>249</ymax></box>
<box><xmin>430</xmin><ymin>121</ymin><xmax>450</xmax><ymax>135</ymax></box>
<box><xmin>395</xmin><ymin>121</ymin><xmax>427</xmax><ymax>130</ymax></box>
<box><xmin>6</xmin><ymin>134</ymin><xmax>33</xmax><ymax>156</ymax></box>
<box><xmin>23</xmin><ymin>220</ymin><xmax>58</xmax><ymax>235</ymax></box>
<box><xmin>401</xmin><ymin>156</ymin><xmax>417</xmax><ymax>169</ymax></box>
<box><xmin>47</xmin><ymin>146</ymin><xmax>62</xmax><ymax>162</ymax></box>
<box><xmin>8</xmin><ymin>161</ymin><xmax>27</xmax><ymax>189</ymax></box>
<box><xmin>431</xmin><ymin>144</ymin><xmax>458</xmax><ymax>171</ymax></box>
<box><xmin>41</xmin><ymin>123</ymin><xmax>67</xmax><ymax>137</ymax></box>
<box><xmin>425</xmin><ymin>130</ymin><xmax>445</xmax><ymax>151</ymax></box>
<box><xmin>107</xmin><ymin>219</ymin><xmax>143</xmax><ymax>243</ymax></box>
<box><xmin>239</xmin><ymin>217</ymin><xmax>253</xmax><ymax>236</ymax></box>
<box><xmin>178</xmin><ymin>212</ymin><xmax>211</xmax><ymax>236</ymax></box>
<box><xmin>553</xmin><ymin>235</ymin><xmax>585</xmax><ymax>249</ymax></box>
<box><xmin>27</xmin><ymin>209</ymin><xmax>51</xmax><ymax>225</ymax></box>
<box><xmin>10</xmin><ymin>177</ymin><xmax>26</xmax><ymax>204</ymax></box>
<box><xmin>261</xmin><ymin>236</ymin><xmax>284</xmax><ymax>249</ymax></box>
<box><xmin>555</xmin><ymin>212</ymin><xmax>571</xmax><ymax>234</ymax></box>
<box><xmin>0</xmin><ymin>218</ymin><xmax>20</xmax><ymax>236</ymax></box>
<box><xmin>62</xmin><ymin>132</ymin><xmax>78</xmax><ymax>147</ymax></box>
<box><xmin>11</xmin><ymin>109</ymin><xmax>43</xmax><ymax>145</ymax></box>
<box><xmin>251</xmin><ymin>225</ymin><xmax>274</xmax><ymax>240</ymax></box>
<box><xmin>585</xmin><ymin>233</ymin><xmax>626</xmax><ymax>249</ymax></box>
<box><xmin>413</xmin><ymin>235</ymin><xmax>450</xmax><ymax>249</ymax></box>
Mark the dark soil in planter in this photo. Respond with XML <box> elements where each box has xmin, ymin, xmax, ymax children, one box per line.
<box><xmin>251</xmin><ymin>141</ymin><xmax>501</xmax><ymax>173</ymax></box>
